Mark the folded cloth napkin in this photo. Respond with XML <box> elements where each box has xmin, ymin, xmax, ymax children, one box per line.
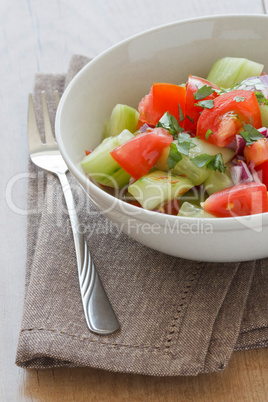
<box><xmin>16</xmin><ymin>55</ymin><xmax>268</xmax><ymax>376</ymax></box>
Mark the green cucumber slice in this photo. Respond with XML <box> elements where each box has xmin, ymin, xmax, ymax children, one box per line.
<box><xmin>179</xmin><ymin>187</ymin><xmax>208</xmax><ymax>207</ymax></box>
<box><xmin>207</xmin><ymin>57</ymin><xmax>264</xmax><ymax>88</ymax></box>
<box><xmin>128</xmin><ymin>170</ymin><xmax>193</xmax><ymax>210</ymax></box>
<box><xmin>103</xmin><ymin>104</ymin><xmax>139</xmax><ymax>138</ymax></box>
<box><xmin>172</xmin><ymin>155</ymin><xmax>209</xmax><ymax>186</ymax></box>
<box><xmin>260</xmin><ymin>105</ymin><xmax>268</xmax><ymax>127</ymax></box>
<box><xmin>155</xmin><ymin>137</ymin><xmax>234</xmax><ymax>186</ymax></box>
<box><xmin>178</xmin><ymin>202</ymin><xmax>215</xmax><ymax>218</ymax></box>
<box><xmin>81</xmin><ymin>129</ymin><xmax>133</xmax><ymax>188</ymax></box>
<box><xmin>188</xmin><ymin>137</ymin><xmax>234</xmax><ymax>163</ymax></box>
<box><xmin>204</xmin><ymin>168</ymin><xmax>233</xmax><ymax>196</ymax></box>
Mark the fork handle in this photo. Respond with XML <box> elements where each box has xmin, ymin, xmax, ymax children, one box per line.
<box><xmin>57</xmin><ymin>172</ymin><xmax>120</xmax><ymax>334</ymax></box>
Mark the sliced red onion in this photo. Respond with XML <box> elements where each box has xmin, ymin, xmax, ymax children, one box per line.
<box><xmin>248</xmin><ymin>160</ymin><xmax>256</xmax><ymax>170</ymax></box>
<box><xmin>235</xmin><ymin>135</ymin><xmax>246</xmax><ymax>155</ymax></box>
<box><xmin>258</xmin><ymin>75</ymin><xmax>268</xmax><ymax>98</ymax></box>
<box><xmin>140</xmin><ymin>123</ymin><xmax>154</xmax><ymax>133</ymax></box>
<box><xmin>230</xmin><ymin>159</ymin><xmax>262</xmax><ymax>185</ymax></box>
<box><xmin>140</xmin><ymin>123</ymin><xmax>150</xmax><ymax>133</ymax></box>
<box><xmin>230</xmin><ymin>160</ymin><xmax>253</xmax><ymax>185</ymax></box>
<box><xmin>248</xmin><ymin>160</ymin><xmax>262</xmax><ymax>183</ymax></box>
<box><xmin>227</xmin><ymin>135</ymin><xmax>246</xmax><ymax>155</ymax></box>
<box><xmin>240</xmin><ymin>160</ymin><xmax>253</xmax><ymax>182</ymax></box>
<box><xmin>230</xmin><ymin>165</ymin><xmax>243</xmax><ymax>185</ymax></box>
<box><xmin>258</xmin><ymin>127</ymin><xmax>268</xmax><ymax>138</ymax></box>
<box><xmin>232</xmin><ymin>155</ymin><xmax>246</xmax><ymax>165</ymax></box>
<box><xmin>226</xmin><ymin>137</ymin><xmax>237</xmax><ymax>151</ymax></box>
<box><xmin>235</xmin><ymin>75</ymin><xmax>268</xmax><ymax>99</ymax></box>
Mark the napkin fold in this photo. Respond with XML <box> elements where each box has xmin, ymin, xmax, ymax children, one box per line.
<box><xmin>16</xmin><ymin>56</ymin><xmax>268</xmax><ymax>376</ymax></box>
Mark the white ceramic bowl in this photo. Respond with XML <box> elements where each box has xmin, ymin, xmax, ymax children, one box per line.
<box><xmin>56</xmin><ymin>14</ymin><xmax>268</xmax><ymax>262</ymax></box>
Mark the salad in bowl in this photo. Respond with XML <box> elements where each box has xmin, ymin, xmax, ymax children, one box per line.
<box><xmin>56</xmin><ymin>15</ymin><xmax>268</xmax><ymax>261</ymax></box>
<box><xmin>81</xmin><ymin>56</ymin><xmax>268</xmax><ymax>219</ymax></box>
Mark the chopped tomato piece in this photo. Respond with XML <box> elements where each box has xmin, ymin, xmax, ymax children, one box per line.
<box><xmin>256</xmin><ymin>160</ymin><xmax>268</xmax><ymax>186</ymax></box>
<box><xmin>138</xmin><ymin>83</ymin><xmax>186</xmax><ymax>127</ymax></box>
<box><xmin>184</xmin><ymin>76</ymin><xmax>219</xmax><ymax>132</ymax></box>
<box><xmin>110</xmin><ymin>127</ymin><xmax>173</xmax><ymax>180</ymax></box>
<box><xmin>85</xmin><ymin>149</ymin><xmax>92</xmax><ymax>155</ymax></box>
<box><xmin>197</xmin><ymin>90</ymin><xmax>262</xmax><ymax>147</ymax></box>
<box><xmin>244</xmin><ymin>138</ymin><xmax>268</xmax><ymax>166</ymax></box>
<box><xmin>202</xmin><ymin>182</ymin><xmax>268</xmax><ymax>217</ymax></box>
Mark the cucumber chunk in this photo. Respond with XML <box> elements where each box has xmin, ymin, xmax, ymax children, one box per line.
<box><xmin>188</xmin><ymin>137</ymin><xmax>234</xmax><ymax>163</ymax></box>
<box><xmin>204</xmin><ymin>168</ymin><xmax>233</xmax><ymax>196</ymax></box>
<box><xmin>155</xmin><ymin>137</ymin><xmax>234</xmax><ymax>186</ymax></box>
<box><xmin>81</xmin><ymin>129</ymin><xmax>133</xmax><ymax>188</ymax></box>
<box><xmin>179</xmin><ymin>187</ymin><xmax>208</xmax><ymax>207</ymax></box>
<box><xmin>172</xmin><ymin>155</ymin><xmax>209</xmax><ymax>186</ymax></box>
<box><xmin>178</xmin><ymin>202</ymin><xmax>215</xmax><ymax>218</ymax></box>
<box><xmin>260</xmin><ymin>105</ymin><xmax>268</xmax><ymax>127</ymax></box>
<box><xmin>103</xmin><ymin>104</ymin><xmax>139</xmax><ymax>138</ymax></box>
<box><xmin>128</xmin><ymin>170</ymin><xmax>193</xmax><ymax>210</ymax></box>
<box><xmin>207</xmin><ymin>57</ymin><xmax>264</xmax><ymax>88</ymax></box>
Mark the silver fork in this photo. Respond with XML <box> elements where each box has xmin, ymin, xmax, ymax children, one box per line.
<box><xmin>28</xmin><ymin>91</ymin><xmax>119</xmax><ymax>335</ymax></box>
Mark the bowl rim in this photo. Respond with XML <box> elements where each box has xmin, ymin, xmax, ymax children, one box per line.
<box><xmin>55</xmin><ymin>13</ymin><xmax>268</xmax><ymax>231</ymax></box>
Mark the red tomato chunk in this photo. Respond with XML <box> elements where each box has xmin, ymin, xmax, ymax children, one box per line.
<box><xmin>202</xmin><ymin>182</ymin><xmax>268</xmax><ymax>217</ymax></box>
<box><xmin>110</xmin><ymin>128</ymin><xmax>173</xmax><ymax>180</ymax></box>
<box><xmin>244</xmin><ymin>138</ymin><xmax>268</xmax><ymax>166</ymax></box>
<box><xmin>138</xmin><ymin>83</ymin><xmax>186</xmax><ymax>127</ymax></box>
<box><xmin>184</xmin><ymin>75</ymin><xmax>219</xmax><ymax>132</ymax></box>
<box><xmin>256</xmin><ymin>160</ymin><xmax>268</xmax><ymax>187</ymax></box>
<box><xmin>197</xmin><ymin>90</ymin><xmax>262</xmax><ymax>147</ymax></box>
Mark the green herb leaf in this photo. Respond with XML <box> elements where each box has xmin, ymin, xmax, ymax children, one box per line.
<box><xmin>255</xmin><ymin>91</ymin><xmax>268</xmax><ymax>105</ymax></box>
<box><xmin>156</xmin><ymin>112</ymin><xmax>183</xmax><ymax>138</ymax></box>
<box><xmin>167</xmin><ymin>143</ymin><xmax>182</xmax><ymax>169</ymax></box>
<box><xmin>191</xmin><ymin>153</ymin><xmax>226</xmax><ymax>173</ymax></box>
<box><xmin>186</xmin><ymin>115</ymin><xmax>194</xmax><ymax>124</ymax></box>
<box><xmin>178</xmin><ymin>132</ymin><xmax>191</xmax><ymax>141</ymax></box>
<box><xmin>240</xmin><ymin>124</ymin><xmax>265</xmax><ymax>145</ymax></box>
<box><xmin>207</xmin><ymin>154</ymin><xmax>226</xmax><ymax>173</ymax></box>
<box><xmin>234</xmin><ymin>96</ymin><xmax>245</xmax><ymax>102</ymax></box>
<box><xmin>195</xmin><ymin>99</ymin><xmax>214</xmax><ymax>109</ymax></box>
<box><xmin>178</xmin><ymin>103</ymin><xmax>184</xmax><ymax>122</ymax></box>
<box><xmin>205</xmin><ymin>129</ymin><xmax>213</xmax><ymax>140</ymax></box>
<box><xmin>176</xmin><ymin>133</ymin><xmax>197</xmax><ymax>155</ymax></box>
<box><xmin>166</xmin><ymin>134</ymin><xmax>197</xmax><ymax>169</ymax></box>
<box><xmin>193</xmin><ymin>85</ymin><xmax>215</xmax><ymax>100</ymax></box>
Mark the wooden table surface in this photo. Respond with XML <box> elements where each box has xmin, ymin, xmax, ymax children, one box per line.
<box><xmin>1</xmin><ymin>1</ymin><xmax>268</xmax><ymax>400</ymax></box>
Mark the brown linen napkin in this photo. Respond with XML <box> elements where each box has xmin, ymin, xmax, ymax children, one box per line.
<box><xmin>16</xmin><ymin>55</ymin><xmax>268</xmax><ymax>376</ymax></box>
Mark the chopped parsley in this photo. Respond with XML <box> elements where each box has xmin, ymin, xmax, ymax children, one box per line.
<box><xmin>255</xmin><ymin>91</ymin><xmax>268</xmax><ymax>105</ymax></box>
<box><xmin>205</xmin><ymin>129</ymin><xmax>213</xmax><ymax>140</ymax></box>
<box><xmin>156</xmin><ymin>112</ymin><xmax>184</xmax><ymax>139</ymax></box>
<box><xmin>167</xmin><ymin>134</ymin><xmax>197</xmax><ymax>169</ymax></box>
<box><xmin>178</xmin><ymin>103</ymin><xmax>184</xmax><ymax>122</ymax></box>
<box><xmin>194</xmin><ymin>99</ymin><xmax>214</xmax><ymax>109</ymax></box>
<box><xmin>186</xmin><ymin>115</ymin><xmax>194</xmax><ymax>124</ymax></box>
<box><xmin>193</xmin><ymin>85</ymin><xmax>215</xmax><ymax>100</ymax></box>
<box><xmin>240</xmin><ymin>124</ymin><xmax>265</xmax><ymax>145</ymax></box>
<box><xmin>167</xmin><ymin>143</ymin><xmax>182</xmax><ymax>169</ymax></box>
<box><xmin>176</xmin><ymin>133</ymin><xmax>197</xmax><ymax>155</ymax></box>
<box><xmin>191</xmin><ymin>153</ymin><xmax>226</xmax><ymax>173</ymax></box>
